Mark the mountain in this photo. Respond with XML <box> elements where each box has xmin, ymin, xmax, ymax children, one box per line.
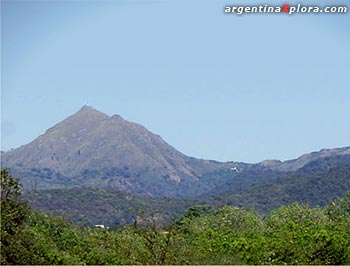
<box><xmin>1</xmin><ymin>106</ymin><xmax>242</xmax><ymax>198</ymax></box>
<box><xmin>2</xmin><ymin>106</ymin><xmax>350</xmax><ymax>227</ymax></box>
<box><xmin>259</xmin><ymin>147</ymin><xmax>350</xmax><ymax>172</ymax></box>
<box><xmin>2</xmin><ymin>106</ymin><xmax>349</xmax><ymax>199</ymax></box>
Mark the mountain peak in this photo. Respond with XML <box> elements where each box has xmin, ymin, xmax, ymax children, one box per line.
<box><xmin>78</xmin><ymin>104</ymin><xmax>101</xmax><ymax>113</ymax></box>
<box><xmin>39</xmin><ymin>106</ymin><xmax>109</xmax><ymax>137</ymax></box>
<box><xmin>71</xmin><ymin>105</ymin><xmax>109</xmax><ymax>120</ymax></box>
<box><xmin>79</xmin><ymin>104</ymin><xmax>94</xmax><ymax>111</ymax></box>
<box><xmin>1</xmin><ymin>106</ymin><xmax>209</xmax><ymax>197</ymax></box>
<box><xmin>77</xmin><ymin>106</ymin><xmax>126</xmax><ymax>123</ymax></box>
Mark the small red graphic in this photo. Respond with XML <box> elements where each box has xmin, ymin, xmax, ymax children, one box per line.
<box><xmin>282</xmin><ymin>4</ymin><xmax>290</xmax><ymax>12</ymax></box>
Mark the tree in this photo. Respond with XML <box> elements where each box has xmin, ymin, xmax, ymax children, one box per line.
<box><xmin>1</xmin><ymin>169</ymin><xmax>29</xmax><ymax>232</ymax></box>
<box><xmin>1</xmin><ymin>169</ymin><xmax>22</xmax><ymax>201</ymax></box>
<box><xmin>1</xmin><ymin>169</ymin><xmax>33</xmax><ymax>264</ymax></box>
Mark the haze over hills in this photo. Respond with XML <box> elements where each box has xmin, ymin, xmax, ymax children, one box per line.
<box><xmin>2</xmin><ymin>106</ymin><xmax>350</xmax><ymax>199</ymax></box>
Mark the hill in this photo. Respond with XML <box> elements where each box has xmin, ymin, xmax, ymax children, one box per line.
<box><xmin>24</xmin><ymin>164</ymin><xmax>350</xmax><ymax>226</ymax></box>
<box><xmin>259</xmin><ymin>147</ymin><xmax>350</xmax><ymax>172</ymax></box>
<box><xmin>22</xmin><ymin>188</ymin><xmax>197</xmax><ymax>227</ymax></box>
<box><xmin>212</xmin><ymin>164</ymin><xmax>350</xmax><ymax>214</ymax></box>
<box><xmin>207</xmin><ymin>152</ymin><xmax>350</xmax><ymax>196</ymax></box>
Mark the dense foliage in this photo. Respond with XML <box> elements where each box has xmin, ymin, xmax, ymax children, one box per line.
<box><xmin>23</xmin><ymin>187</ymin><xmax>199</xmax><ymax>226</ymax></box>
<box><xmin>1</xmin><ymin>169</ymin><xmax>350</xmax><ymax>265</ymax></box>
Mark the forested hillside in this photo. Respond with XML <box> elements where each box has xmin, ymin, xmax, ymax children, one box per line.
<box><xmin>23</xmin><ymin>164</ymin><xmax>350</xmax><ymax>226</ymax></box>
<box><xmin>213</xmin><ymin>164</ymin><xmax>350</xmax><ymax>214</ymax></box>
<box><xmin>2</xmin><ymin>170</ymin><xmax>350</xmax><ymax>265</ymax></box>
<box><xmin>23</xmin><ymin>188</ymin><xmax>198</xmax><ymax>226</ymax></box>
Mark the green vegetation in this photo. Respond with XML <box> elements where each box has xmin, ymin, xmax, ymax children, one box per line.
<box><xmin>23</xmin><ymin>165</ymin><xmax>350</xmax><ymax>226</ymax></box>
<box><xmin>1</xmin><ymin>169</ymin><xmax>350</xmax><ymax>265</ymax></box>
<box><xmin>212</xmin><ymin>164</ymin><xmax>350</xmax><ymax>214</ymax></box>
<box><xmin>23</xmin><ymin>187</ymin><xmax>200</xmax><ymax>226</ymax></box>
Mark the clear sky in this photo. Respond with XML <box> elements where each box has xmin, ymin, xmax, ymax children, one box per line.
<box><xmin>1</xmin><ymin>0</ymin><xmax>349</xmax><ymax>163</ymax></box>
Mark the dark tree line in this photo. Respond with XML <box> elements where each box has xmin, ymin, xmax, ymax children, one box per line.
<box><xmin>1</xmin><ymin>169</ymin><xmax>350</xmax><ymax>265</ymax></box>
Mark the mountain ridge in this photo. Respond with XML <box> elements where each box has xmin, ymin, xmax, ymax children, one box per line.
<box><xmin>2</xmin><ymin>106</ymin><xmax>349</xmax><ymax>198</ymax></box>
<box><xmin>259</xmin><ymin>146</ymin><xmax>350</xmax><ymax>172</ymax></box>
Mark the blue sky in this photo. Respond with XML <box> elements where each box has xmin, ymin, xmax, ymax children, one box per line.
<box><xmin>1</xmin><ymin>0</ymin><xmax>349</xmax><ymax>163</ymax></box>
